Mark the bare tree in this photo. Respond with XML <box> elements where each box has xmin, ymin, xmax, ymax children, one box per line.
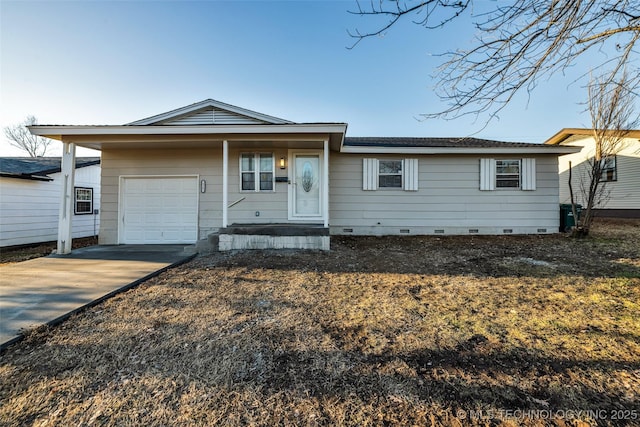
<box><xmin>349</xmin><ymin>1</ymin><xmax>640</xmax><ymax>122</ymax></box>
<box><xmin>4</xmin><ymin>116</ymin><xmax>53</xmax><ymax>157</ymax></box>
<box><xmin>569</xmin><ymin>71</ymin><xmax>639</xmax><ymax>236</ymax></box>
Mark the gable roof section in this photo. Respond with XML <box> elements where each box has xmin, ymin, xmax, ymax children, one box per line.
<box><xmin>0</xmin><ymin>157</ymin><xmax>100</xmax><ymax>181</ymax></box>
<box><xmin>544</xmin><ymin>128</ymin><xmax>640</xmax><ymax>145</ymax></box>
<box><xmin>127</xmin><ymin>99</ymin><xmax>294</xmax><ymax>126</ymax></box>
<box><xmin>342</xmin><ymin>137</ymin><xmax>580</xmax><ymax>154</ymax></box>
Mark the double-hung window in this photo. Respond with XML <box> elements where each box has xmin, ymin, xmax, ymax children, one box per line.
<box><xmin>241</xmin><ymin>153</ymin><xmax>274</xmax><ymax>191</ymax></box>
<box><xmin>480</xmin><ymin>158</ymin><xmax>535</xmax><ymax>191</ymax></box>
<box><xmin>600</xmin><ymin>156</ymin><xmax>617</xmax><ymax>182</ymax></box>
<box><xmin>74</xmin><ymin>187</ymin><xmax>93</xmax><ymax>215</ymax></box>
<box><xmin>378</xmin><ymin>160</ymin><xmax>403</xmax><ymax>188</ymax></box>
<box><xmin>495</xmin><ymin>160</ymin><xmax>521</xmax><ymax>188</ymax></box>
<box><xmin>362</xmin><ymin>158</ymin><xmax>418</xmax><ymax>191</ymax></box>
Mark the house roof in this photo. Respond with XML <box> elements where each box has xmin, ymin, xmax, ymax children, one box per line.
<box><xmin>346</xmin><ymin>137</ymin><xmax>545</xmax><ymax>148</ymax></box>
<box><xmin>0</xmin><ymin>157</ymin><xmax>100</xmax><ymax>181</ymax></box>
<box><xmin>341</xmin><ymin>137</ymin><xmax>580</xmax><ymax>154</ymax></box>
<box><xmin>27</xmin><ymin>99</ymin><xmax>578</xmax><ymax>155</ymax></box>
<box><xmin>544</xmin><ymin>128</ymin><xmax>640</xmax><ymax>145</ymax></box>
<box><xmin>29</xmin><ymin>98</ymin><xmax>345</xmax><ymax>149</ymax></box>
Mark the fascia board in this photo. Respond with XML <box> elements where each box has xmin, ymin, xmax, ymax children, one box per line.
<box><xmin>544</xmin><ymin>128</ymin><xmax>640</xmax><ymax>145</ymax></box>
<box><xmin>28</xmin><ymin>124</ymin><xmax>348</xmax><ymax>138</ymax></box>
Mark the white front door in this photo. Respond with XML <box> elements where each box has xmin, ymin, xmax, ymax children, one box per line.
<box><xmin>289</xmin><ymin>151</ymin><xmax>323</xmax><ymax>220</ymax></box>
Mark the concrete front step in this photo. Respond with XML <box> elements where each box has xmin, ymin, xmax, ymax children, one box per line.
<box><xmin>193</xmin><ymin>224</ymin><xmax>330</xmax><ymax>252</ymax></box>
<box><xmin>218</xmin><ymin>234</ymin><xmax>329</xmax><ymax>251</ymax></box>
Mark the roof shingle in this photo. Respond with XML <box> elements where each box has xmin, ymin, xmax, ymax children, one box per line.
<box><xmin>0</xmin><ymin>157</ymin><xmax>100</xmax><ymax>180</ymax></box>
<box><xmin>343</xmin><ymin>137</ymin><xmax>546</xmax><ymax>148</ymax></box>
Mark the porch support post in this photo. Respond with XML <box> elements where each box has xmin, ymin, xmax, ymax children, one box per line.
<box><xmin>222</xmin><ymin>139</ymin><xmax>229</xmax><ymax>228</ymax></box>
<box><xmin>57</xmin><ymin>142</ymin><xmax>76</xmax><ymax>254</ymax></box>
<box><xmin>323</xmin><ymin>139</ymin><xmax>329</xmax><ymax>228</ymax></box>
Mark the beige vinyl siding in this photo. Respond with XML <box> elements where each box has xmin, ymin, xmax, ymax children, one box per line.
<box><xmin>100</xmin><ymin>148</ymin><xmax>219</xmax><ymax>244</ymax></box>
<box><xmin>0</xmin><ymin>164</ymin><xmax>101</xmax><ymax>247</ymax></box>
<box><xmin>557</xmin><ymin>136</ymin><xmax>640</xmax><ymax>209</ymax></box>
<box><xmin>99</xmin><ymin>147</ymin><xmax>291</xmax><ymax>245</ymax></box>
<box><xmin>226</xmin><ymin>148</ymin><xmax>289</xmax><ymax>223</ymax></box>
<box><xmin>330</xmin><ymin>153</ymin><xmax>559</xmax><ymax>235</ymax></box>
<box><xmin>100</xmin><ymin>147</ymin><xmax>564</xmax><ymax>243</ymax></box>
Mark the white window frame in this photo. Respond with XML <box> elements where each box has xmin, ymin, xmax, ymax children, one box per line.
<box><xmin>363</xmin><ymin>158</ymin><xmax>419</xmax><ymax>191</ymax></box>
<box><xmin>378</xmin><ymin>159</ymin><xmax>403</xmax><ymax>189</ymax></box>
<box><xmin>74</xmin><ymin>187</ymin><xmax>93</xmax><ymax>215</ymax></box>
<box><xmin>495</xmin><ymin>159</ymin><xmax>521</xmax><ymax>189</ymax></box>
<box><xmin>600</xmin><ymin>156</ymin><xmax>617</xmax><ymax>182</ymax></box>
<box><xmin>480</xmin><ymin>158</ymin><xmax>535</xmax><ymax>191</ymax></box>
<box><xmin>240</xmin><ymin>153</ymin><xmax>275</xmax><ymax>192</ymax></box>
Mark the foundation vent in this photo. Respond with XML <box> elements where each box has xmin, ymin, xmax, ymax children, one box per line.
<box><xmin>537</xmin><ymin>228</ymin><xmax>547</xmax><ymax>233</ymax></box>
<box><xmin>434</xmin><ymin>229</ymin><xmax>445</xmax><ymax>234</ymax></box>
<box><xmin>400</xmin><ymin>229</ymin><xmax>410</xmax><ymax>234</ymax></box>
<box><xmin>343</xmin><ymin>228</ymin><xmax>354</xmax><ymax>233</ymax></box>
<box><xmin>503</xmin><ymin>229</ymin><xmax>513</xmax><ymax>234</ymax></box>
<box><xmin>469</xmin><ymin>229</ymin><xmax>479</xmax><ymax>234</ymax></box>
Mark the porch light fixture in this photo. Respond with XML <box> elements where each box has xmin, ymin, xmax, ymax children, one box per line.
<box><xmin>200</xmin><ymin>179</ymin><xmax>206</xmax><ymax>193</ymax></box>
<box><xmin>279</xmin><ymin>157</ymin><xmax>286</xmax><ymax>169</ymax></box>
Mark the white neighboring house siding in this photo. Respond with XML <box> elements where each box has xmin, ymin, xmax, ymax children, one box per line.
<box><xmin>557</xmin><ymin>136</ymin><xmax>640</xmax><ymax>210</ymax></box>
<box><xmin>329</xmin><ymin>153</ymin><xmax>559</xmax><ymax>235</ymax></box>
<box><xmin>0</xmin><ymin>164</ymin><xmax>101</xmax><ymax>247</ymax></box>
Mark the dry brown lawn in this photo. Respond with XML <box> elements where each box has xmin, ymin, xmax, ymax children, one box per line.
<box><xmin>1</xmin><ymin>219</ymin><xmax>639</xmax><ymax>426</ymax></box>
<box><xmin>0</xmin><ymin>236</ymin><xmax>98</xmax><ymax>265</ymax></box>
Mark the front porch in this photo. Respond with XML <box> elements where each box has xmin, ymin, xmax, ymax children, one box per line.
<box><xmin>28</xmin><ymin>99</ymin><xmax>346</xmax><ymax>254</ymax></box>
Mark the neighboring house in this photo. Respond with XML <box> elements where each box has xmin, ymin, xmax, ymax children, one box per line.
<box><xmin>545</xmin><ymin>128</ymin><xmax>640</xmax><ymax>218</ymax></box>
<box><xmin>28</xmin><ymin>99</ymin><xmax>578</xmax><ymax>253</ymax></box>
<box><xmin>0</xmin><ymin>157</ymin><xmax>101</xmax><ymax>247</ymax></box>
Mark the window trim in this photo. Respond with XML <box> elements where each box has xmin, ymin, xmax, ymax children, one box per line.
<box><xmin>495</xmin><ymin>159</ymin><xmax>521</xmax><ymax>190</ymax></box>
<box><xmin>378</xmin><ymin>159</ymin><xmax>403</xmax><ymax>189</ymax></box>
<box><xmin>239</xmin><ymin>152</ymin><xmax>275</xmax><ymax>192</ymax></box>
<box><xmin>600</xmin><ymin>156</ymin><xmax>617</xmax><ymax>182</ymax></box>
<box><xmin>363</xmin><ymin>158</ymin><xmax>419</xmax><ymax>191</ymax></box>
<box><xmin>74</xmin><ymin>187</ymin><xmax>94</xmax><ymax>215</ymax></box>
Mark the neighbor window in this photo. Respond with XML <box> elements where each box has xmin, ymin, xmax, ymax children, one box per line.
<box><xmin>241</xmin><ymin>153</ymin><xmax>274</xmax><ymax>191</ymax></box>
<box><xmin>74</xmin><ymin>187</ymin><xmax>93</xmax><ymax>215</ymax></box>
<box><xmin>495</xmin><ymin>160</ymin><xmax>521</xmax><ymax>188</ymax></box>
<box><xmin>378</xmin><ymin>160</ymin><xmax>403</xmax><ymax>188</ymax></box>
<box><xmin>600</xmin><ymin>156</ymin><xmax>617</xmax><ymax>182</ymax></box>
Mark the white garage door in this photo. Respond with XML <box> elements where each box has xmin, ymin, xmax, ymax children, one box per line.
<box><xmin>121</xmin><ymin>177</ymin><xmax>198</xmax><ymax>244</ymax></box>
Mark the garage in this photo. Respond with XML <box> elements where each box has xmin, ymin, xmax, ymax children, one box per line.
<box><xmin>120</xmin><ymin>176</ymin><xmax>198</xmax><ymax>244</ymax></box>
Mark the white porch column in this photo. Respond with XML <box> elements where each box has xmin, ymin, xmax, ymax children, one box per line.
<box><xmin>222</xmin><ymin>140</ymin><xmax>229</xmax><ymax>228</ymax></box>
<box><xmin>323</xmin><ymin>139</ymin><xmax>329</xmax><ymax>228</ymax></box>
<box><xmin>57</xmin><ymin>142</ymin><xmax>76</xmax><ymax>254</ymax></box>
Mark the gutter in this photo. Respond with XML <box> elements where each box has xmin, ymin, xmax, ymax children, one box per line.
<box><xmin>0</xmin><ymin>173</ymin><xmax>53</xmax><ymax>182</ymax></box>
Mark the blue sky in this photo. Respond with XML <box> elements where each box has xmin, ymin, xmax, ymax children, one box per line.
<box><xmin>0</xmin><ymin>0</ymin><xmax>602</xmax><ymax>156</ymax></box>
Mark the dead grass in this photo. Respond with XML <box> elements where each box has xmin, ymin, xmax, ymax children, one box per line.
<box><xmin>0</xmin><ymin>236</ymin><xmax>98</xmax><ymax>264</ymax></box>
<box><xmin>1</xmin><ymin>219</ymin><xmax>639</xmax><ymax>426</ymax></box>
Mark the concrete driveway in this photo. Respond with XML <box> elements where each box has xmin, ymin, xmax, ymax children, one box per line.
<box><xmin>0</xmin><ymin>245</ymin><xmax>194</xmax><ymax>348</ymax></box>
